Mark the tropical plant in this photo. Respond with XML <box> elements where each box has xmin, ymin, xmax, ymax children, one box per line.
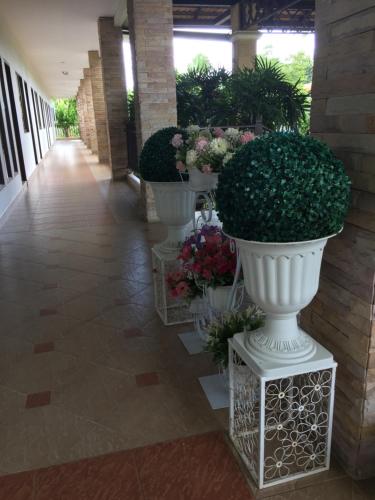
<box><xmin>54</xmin><ymin>98</ymin><xmax>78</xmax><ymax>137</ymax></box>
<box><xmin>205</xmin><ymin>306</ymin><xmax>264</xmax><ymax>368</ymax></box>
<box><xmin>175</xmin><ymin>57</ymin><xmax>309</xmax><ymax>132</ymax></box>
<box><xmin>176</xmin><ymin>66</ymin><xmax>230</xmax><ymax>127</ymax></box>
<box><xmin>216</xmin><ymin>132</ymin><xmax>351</xmax><ymax>243</ymax></box>
<box><xmin>139</xmin><ymin>127</ymin><xmax>187</xmax><ymax>182</ymax></box>
<box><xmin>223</xmin><ymin>58</ymin><xmax>309</xmax><ymax>131</ymax></box>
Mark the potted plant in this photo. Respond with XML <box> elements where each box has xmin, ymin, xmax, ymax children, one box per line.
<box><xmin>206</xmin><ymin>306</ymin><xmax>264</xmax><ymax>371</ymax></box>
<box><xmin>178</xmin><ymin>225</ymin><xmax>239</xmax><ymax>312</ymax></box>
<box><xmin>216</xmin><ymin>132</ymin><xmax>351</xmax><ymax>364</ymax></box>
<box><xmin>139</xmin><ymin>127</ymin><xmax>196</xmax><ymax>252</ymax></box>
<box><xmin>172</xmin><ymin>126</ymin><xmax>255</xmax><ymax>192</ymax></box>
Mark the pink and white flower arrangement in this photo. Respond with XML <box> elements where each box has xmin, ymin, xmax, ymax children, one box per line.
<box><xmin>171</xmin><ymin>126</ymin><xmax>256</xmax><ymax>175</ymax></box>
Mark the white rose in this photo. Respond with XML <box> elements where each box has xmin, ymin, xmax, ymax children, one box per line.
<box><xmin>187</xmin><ymin>125</ymin><xmax>200</xmax><ymax>134</ymax></box>
<box><xmin>186</xmin><ymin>149</ymin><xmax>198</xmax><ymax>166</ymax></box>
<box><xmin>210</xmin><ymin>138</ymin><xmax>229</xmax><ymax>156</ymax></box>
<box><xmin>225</xmin><ymin>127</ymin><xmax>240</xmax><ymax>138</ymax></box>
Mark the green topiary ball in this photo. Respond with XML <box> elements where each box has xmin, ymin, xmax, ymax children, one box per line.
<box><xmin>139</xmin><ymin>127</ymin><xmax>186</xmax><ymax>182</ymax></box>
<box><xmin>216</xmin><ymin>132</ymin><xmax>351</xmax><ymax>242</ymax></box>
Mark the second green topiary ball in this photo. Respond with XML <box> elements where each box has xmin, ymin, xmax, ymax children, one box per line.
<box><xmin>139</xmin><ymin>127</ymin><xmax>186</xmax><ymax>182</ymax></box>
<box><xmin>216</xmin><ymin>132</ymin><xmax>351</xmax><ymax>242</ymax></box>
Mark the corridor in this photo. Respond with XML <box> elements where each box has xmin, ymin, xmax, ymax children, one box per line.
<box><xmin>0</xmin><ymin>140</ymin><xmax>251</xmax><ymax>499</ymax></box>
<box><xmin>0</xmin><ymin>141</ymin><xmax>372</xmax><ymax>500</ymax></box>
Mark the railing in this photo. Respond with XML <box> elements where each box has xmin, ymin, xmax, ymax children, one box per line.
<box><xmin>56</xmin><ymin>125</ymin><xmax>80</xmax><ymax>139</ymax></box>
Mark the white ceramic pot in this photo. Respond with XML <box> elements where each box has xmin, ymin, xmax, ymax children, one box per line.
<box><xmin>207</xmin><ymin>285</ymin><xmax>233</xmax><ymax>312</ymax></box>
<box><xmin>189</xmin><ymin>167</ymin><xmax>219</xmax><ymax>192</ymax></box>
<box><xmin>232</xmin><ymin>234</ymin><xmax>336</xmax><ymax>364</ymax></box>
<box><xmin>189</xmin><ymin>296</ymin><xmax>207</xmax><ymax>315</ymax></box>
<box><xmin>149</xmin><ymin>181</ymin><xmax>196</xmax><ymax>253</ymax></box>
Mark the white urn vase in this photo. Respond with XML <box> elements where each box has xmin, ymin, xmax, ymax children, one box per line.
<box><xmin>189</xmin><ymin>167</ymin><xmax>219</xmax><ymax>192</ymax></box>
<box><xmin>149</xmin><ymin>181</ymin><xmax>196</xmax><ymax>253</ymax></box>
<box><xmin>232</xmin><ymin>234</ymin><xmax>335</xmax><ymax>364</ymax></box>
<box><xmin>207</xmin><ymin>285</ymin><xmax>233</xmax><ymax>313</ymax></box>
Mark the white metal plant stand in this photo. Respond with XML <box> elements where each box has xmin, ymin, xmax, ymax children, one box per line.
<box><xmin>152</xmin><ymin>246</ymin><xmax>193</xmax><ymax>326</ymax></box>
<box><xmin>229</xmin><ymin>331</ymin><xmax>337</xmax><ymax>489</ymax></box>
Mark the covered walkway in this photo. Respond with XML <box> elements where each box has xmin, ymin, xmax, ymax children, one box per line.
<box><xmin>0</xmin><ymin>140</ymin><xmax>373</xmax><ymax>499</ymax></box>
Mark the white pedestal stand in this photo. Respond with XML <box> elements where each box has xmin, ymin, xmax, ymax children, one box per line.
<box><xmin>229</xmin><ymin>331</ymin><xmax>337</xmax><ymax>489</ymax></box>
<box><xmin>152</xmin><ymin>246</ymin><xmax>193</xmax><ymax>326</ymax></box>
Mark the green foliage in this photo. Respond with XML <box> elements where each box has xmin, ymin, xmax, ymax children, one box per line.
<box><xmin>224</xmin><ymin>58</ymin><xmax>309</xmax><ymax>131</ymax></box>
<box><xmin>176</xmin><ymin>66</ymin><xmax>230</xmax><ymax>127</ymax></box>
<box><xmin>205</xmin><ymin>306</ymin><xmax>264</xmax><ymax>368</ymax></box>
<box><xmin>127</xmin><ymin>90</ymin><xmax>136</xmax><ymax>123</ymax></box>
<box><xmin>216</xmin><ymin>132</ymin><xmax>351</xmax><ymax>242</ymax></box>
<box><xmin>176</xmin><ymin>57</ymin><xmax>309</xmax><ymax>132</ymax></box>
<box><xmin>187</xmin><ymin>53</ymin><xmax>213</xmax><ymax>72</ymax></box>
<box><xmin>282</xmin><ymin>52</ymin><xmax>313</xmax><ymax>88</ymax></box>
<box><xmin>54</xmin><ymin>98</ymin><xmax>78</xmax><ymax>133</ymax></box>
<box><xmin>139</xmin><ymin>127</ymin><xmax>187</xmax><ymax>182</ymax></box>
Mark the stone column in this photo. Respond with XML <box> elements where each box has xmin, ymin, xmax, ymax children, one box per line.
<box><xmin>232</xmin><ymin>31</ymin><xmax>259</xmax><ymax>70</ymax></box>
<box><xmin>98</xmin><ymin>17</ymin><xmax>128</xmax><ymax>180</ymax></box>
<box><xmin>300</xmin><ymin>0</ymin><xmax>375</xmax><ymax>480</ymax></box>
<box><xmin>80</xmin><ymin>78</ymin><xmax>90</xmax><ymax>148</ymax></box>
<box><xmin>127</xmin><ymin>0</ymin><xmax>177</xmax><ymax>221</ymax></box>
<box><xmin>76</xmin><ymin>83</ymin><xmax>86</xmax><ymax>144</ymax></box>
<box><xmin>83</xmin><ymin>68</ymin><xmax>98</xmax><ymax>154</ymax></box>
<box><xmin>88</xmin><ymin>50</ymin><xmax>110</xmax><ymax>164</ymax></box>
<box><xmin>231</xmin><ymin>3</ymin><xmax>259</xmax><ymax>70</ymax></box>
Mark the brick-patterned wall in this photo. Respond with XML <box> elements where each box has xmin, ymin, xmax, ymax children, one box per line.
<box><xmin>300</xmin><ymin>0</ymin><xmax>375</xmax><ymax>479</ymax></box>
<box><xmin>88</xmin><ymin>51</ymin><xmax>110</xmax><ymax>164</ymax></box>
<box><xmin>76</xmin><ymin>83</ymin><xmax>86</xmax><ymax>144</ymax></box>
<box><xmin>127</xmin><ymin>0</ymin><xmax>177</xmax><ymax>148</ymax></box>
<box><xmin>98</xmin><ymin>17</ymin><xmax>128</xmax><ymax>180</ymax></box>
<box><xmin>127</xmin><ymin>0</ymin><xmax>177</xmax><ymax>221</ymax></box>
<box><xmin>83</xmin><ymin>68</ymin><xmax>98</xmax><ymax>154</ymax></box>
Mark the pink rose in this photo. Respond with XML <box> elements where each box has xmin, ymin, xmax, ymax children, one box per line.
<box><xmin>241</xmin><ymin>132</ymin><xmax>255</xmax><ymax>144</ymax></box>
<box><xmin>171</xmin><ymin>134</ymin><xmax>183</xmax><ymax>148</ymax></box>
<box><xmin>196</xmin><ymin>138</ymin><xmax>209</xmax><ymax>152</ymax></box>
<box><xmin>213</xmin><ymin>127</ymin><xmax>225</xmax><ymax>138</ymax></box>
<box><xmin>176</xmin><ymin>160</ymin><xmax>186</xmax><ymax>173</ymax></box>
<box><xmin>202</xmin><ymin>164</ymin><xmax>212</xmax><ymax>174</ymax></box>
<box><xmin>176</xmin><ymin>281</ymin><xmax>189</xmax><ymax>297</ymax></box>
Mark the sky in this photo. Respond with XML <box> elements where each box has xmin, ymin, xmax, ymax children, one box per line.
<box><xmin>123</xmin><ymin>32</ymin><xmax>315</xmax><ymax>90</ymax></box>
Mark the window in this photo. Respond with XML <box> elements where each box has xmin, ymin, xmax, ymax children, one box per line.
<box><xmin>16</xmin><ymin>74</ymin><xmax>29</xmax><ymax>133</ymax></box>
<box><xmin>39</xmin><ymin>96</ymin><xmax>45</xmax><ymax>128</ymax></box>
<box><xmin>0</xmin><ymin>58</ymin><xmax>18</xmax><ymax>174</ymax></box>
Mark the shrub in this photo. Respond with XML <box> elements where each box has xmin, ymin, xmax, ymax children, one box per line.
<box><xmin>205</xmin><ymin>306</ymin><xmax>264</xmax><ymax>368</ymax></box>
<box><xmin>139</xmin><ymin>127</ymin><xmax>187</xmax><ymax>182</ymax></box>
<box><xmin>216</xmin><ymin>132</ymin><xmax>351</xmax><ymax>242</ymax></box>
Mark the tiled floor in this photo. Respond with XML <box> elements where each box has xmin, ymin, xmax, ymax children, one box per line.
<box><xmin>0</xmin><ymin>140</ymin><xmax>373</xmax><ymax>499</ymax></box>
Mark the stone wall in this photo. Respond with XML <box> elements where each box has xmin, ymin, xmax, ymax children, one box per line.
<box><xmin>98</xmin><ymin>17</ymin><xmax>128</xmax><ymax>180</ymax></box>
<box><xmin>88</xmin><ymin>50</ymin><xmax>110</xmax><ymax>164</ymax></box>
<box><xmin>300</xmin><ymin>0</ymin><xmax>375</xmax><ymax>479</ymax></box>
<box><xmin>127</xmin><ymin>0</ymin><xmax>177</xmax><ymax>221</ymax></box>
<box><xmin>76</xmin><ymin>82</ymin><xmax>86</xmax><ymax>144</ymax></box>
<box><xmin>83</xmin><ymin>68</ymin><xmax>98</xmax><ymax>154</ymax></box>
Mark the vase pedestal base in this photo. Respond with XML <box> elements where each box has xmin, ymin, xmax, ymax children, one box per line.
<box><xmin>229</xmin><ymin>331</ymin><xmax>337</xmax><ymax>489</ymax></box>
<box><xmin>199</xmin><ymin>373</ymin><xmax>229</xmax><ymax>410</ymax></box>
<box><xmin>178</xmin><ymin>331</ymin><xmax>205</xmax><ymax>355</ymax></box>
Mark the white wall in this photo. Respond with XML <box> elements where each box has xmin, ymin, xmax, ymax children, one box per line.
<box><xmin>0</xmin><ymin>18</ymin><xmax>55</xmax><ymax>217</ymax></box>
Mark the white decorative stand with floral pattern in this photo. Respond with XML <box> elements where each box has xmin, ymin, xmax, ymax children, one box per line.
<box><xmin>229</xmin><ymin>332</ymin><xmax>337</xmax><ymax>489</ymax></box>
<box><xmin>152</xmin><ymin>246</ymin><xmax>193</xmax><ymax>326</ymax></box>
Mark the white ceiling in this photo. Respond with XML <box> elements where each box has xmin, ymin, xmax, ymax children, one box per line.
<box><xmin>0</xmin><ymin>0</ymin><xmax>121</xmax><ymax>98</ymax></box>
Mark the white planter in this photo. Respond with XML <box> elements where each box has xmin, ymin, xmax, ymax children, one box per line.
<box><xmin>189</xmin><ymin>296</ymin><xmax>207</xmax><ymax>315</ymax></box>
<box><xmin>149</xmin><ymin>181</ymin><xmax>196</xmax><ymax>253</ymax></box>
<box><xmin>232</xmin><ymin>234</ymin><xmax>336</xmax><ymax>364</ymax></box>
<box><xmin>207</xmin><ymin>285</ymin><xmax>233</xmax><ymax>312</ymax></box>
<box><xmin>188</xmin><ymin>167</ymin><xmax>219</xmax><ymax>192</ymax></box>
